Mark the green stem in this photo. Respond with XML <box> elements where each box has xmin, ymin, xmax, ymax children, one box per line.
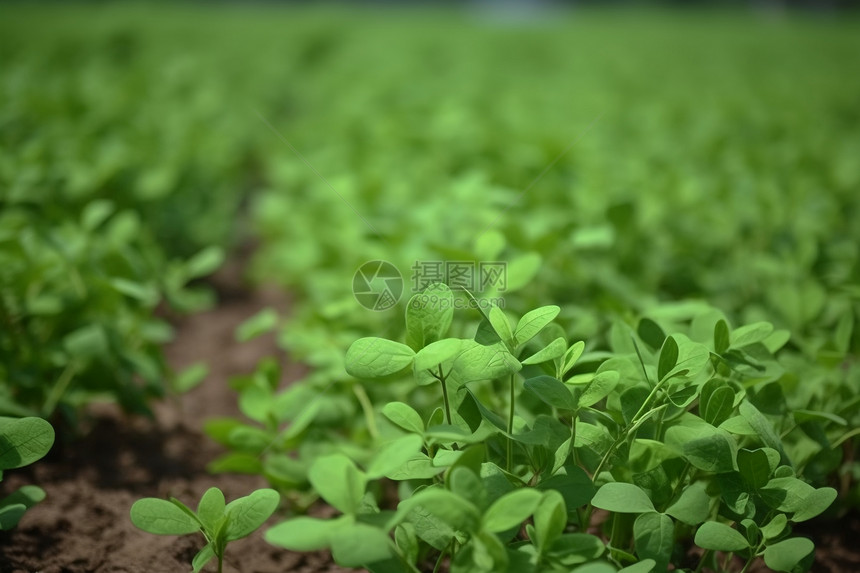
<box><xmin>217</xmin><ymin>555</ymin><xmax>223</xmax><ymax>573</ymax></box>
<box><xmin>43</xmin><ymin>361</ymin><xmax>77</xmax><ymax>417</ymax></box>
<box><xmin>507</xmin><ymin>373</ymin><xmax>515</xmax><ymax>472</ymax></box>
<box><xmin>353</xmin><ymin>383</ymin><xmax>379</xmax><ymax>440</ymax></box>
<box><xmin>438</xmin><ymin>365</ymin><xmax>453</xmax><ymax>426</ymax></box>
<box><xmin>694</xmin><ymin>549</ymin><xmax>711</xmax><ymax>573</ymax></box>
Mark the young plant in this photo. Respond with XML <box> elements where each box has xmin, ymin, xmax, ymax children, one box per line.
<box><xmin>130</xmin><ymin>487</ymin><xmax>279</xmax><ymax>573</ymax></box>
<box><xmin>0</xmin><ymin>416</ymin><xmax>55</xmax><ymax>529</ymax></box>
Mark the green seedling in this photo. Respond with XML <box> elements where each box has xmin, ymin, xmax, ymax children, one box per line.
<box><xmin>130</xmin><ymin>487</ymin><xmax>279</xmax><ymax>573</ymax></box>
<box><xmin>0</xmin><ymin>416</ymin><xmax>55</xmax><ymax>529</ymax></box>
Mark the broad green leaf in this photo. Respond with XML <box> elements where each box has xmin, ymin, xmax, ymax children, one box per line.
<box><xmin>792</xmin><ymin>410</ymin><xmax>847</xmax><ymax>426</ymax></box>
<box><xmin>562</xmin><ymin>341</ymin><xmax>586</xmax><ymax>376</ymax></box>
<box><xmin>381</xmin><ymin>402</ymin><xmax>424</xmax><ymax>434</ymax></box>
<box><xmin>345</xmin><ymin>338</ymin><xmax>415</xmax><ymax>379</ymax></box>
<box><xmin>185</xmin><ymin>246</ymin><xmax>225</xmax><ymax>279</ymax></box>
<box><xmin>224</xmin><ymin>488</ymin><xmax>280</xmax><ymax>541</ymax></box>
<box><xmin>702</xmin><ymin>386</ymin><xmax>734</xmax><ymax>427</ymax></box>
<box><xmin>666</xmin><ymin>481</ymin><xmax>710</xmax><ymax>525</ymax></box>
<box><xmin>683</xmin><ymin>430</ymin><xmax>737</xmax><ymax>473</ymax></box>
<box><xmin>0</xmin><ymin>417</ymin><xmax>55</xmax><ymax>470</ymax></box>
<box><xmin>731</xmin><ymin>322</ymin><xmax>774</xmax><ymax>348</ymax></box>
<box><xmin>235</xmin><ymin>308</ymin><xmax>278</xmax><ymax>342</ymax></box>
<box><xmin>265</xmin><ymin>516</ymin><xmax>342</xmax><ymax>551</ymax></box>
<box><xmin>488</xmin><ymin>305</ymin><xmax>514</xmax><ymax>347</ymax></box>
<box><xmin>130</xmin><ymin>498</ymin><xmax>201</xmax><ymax>535</ymax></box>
<box><xmin>367</xmin><ymin>435</ymin><xmax>424</xmax><ymax>479</ymax></box>
<box><xmin>451</xmin><ymin>340</ymin><xmax>521</xmax><ymax>383</ymax></box>
<box><xmin>760</xmin><ymin>477</ymin><xmax>816</xmax><ymax>513</ymax></box>
<box><xmin>591</xmin><ymin>483</ymin><xmax>655</xmax><ymax>514</ymax></box>
<box><xmin>524</xmin><ymin>376</ymin><xmax>576</xmax><ymax>411</ymax></box>
<box><xmin>522</xmin><ymin>337</ymin><xmax>566</xmax><ymax>365</ymax></box>
<box><xmin>308</xmin><ymin>454</ymin><xmax>366</xmax><ymax>515</ymax></box>
<box><xmin>191</xmin><ymin>543</ymin><xmax>215</xmax><ymax>573</ymax></box>
<box><xmin>392</xmin><ymin>487</ymin><xmax>481</xmax><ymax>533</ymax></box>
<box><xmin>737</xmin><ymin>448</ymin><xmax>772</xmax><ymax>490</ymax></box>
<box><xmin>414</xmin><ymin>338</ymin><xmax>464</xmax><ymax>372</ymax></box>
<box><xmin>578</xmin><ymin>371</ymin><xmax>620</xmax><ymax>408</ymax></box>
<box><xmin>760</xmin><ymin>514</ymin><xmax>788</xmax><ymax>540</ymax></box>
<box><xmin>533</xmin><ymin>490</ymin><xmax>567</xmax><ymax>551</ymax></box>
<box><xmin>714</xmin><ymin>319</ymin><xmax>730</xmax><ymax>355</ymax></box>
<box><xmin>763</xmin><ymin>537</ymin><xmax>815</xmax><ymax>572</ymax></box>
<box><xmin>537</xmin><ymin>465</ymin><xmax>595</xmax><ymax>510</ymax></box>
<box><xmin>483</xmin><ymin>488</ymin><xmax>543</xmax><ymax>533</ymax></box>
<box><xmin>197</xmin><ymin>487</ymin><xmax>226</xmax><ymax>532</ymax></box>
<box><xmin>505</xmin><ymin>252</ymin><xmax>542</xmax><ymax>292</ymax></box>
<box><xmin>658</xmin><ymin>336</ymin><xmax>679</xmax><ymax>381</ymax></box>
<box><xmin>694</xmin><ymin>521</ymin><xmax>750</xmax><ymax>552</ymax></box>
<box><xmin>637</xmin><ymin>318</ymin><xmax>666</xmax><ymax>351</ymax></box>
<box><xmin>63</xmin><ymin>324</ymin><xmax>108</xmax><ymax>359</ymax></box>
<box><xmin>515</xmin><ymin>306</ymin><xmax>560</xmax><ymax>346</ymax></box>
<box><xmin>791</xmin><ymin>487</ymin><xmax>837</xmax><ymax>522</ymax></box>
<box><xmin>634</xmin><ymin>512</ymin><xmax>673</xmax><ymax>572</ymax></box>
<box><xmin>406</xmin><ymin>283</ymin><xmax>454</xmax><ymax>350</ymax></box>
<box><xmin>739</xmin><ymin>402</ymin><xmax>790</xmax><ymax>466</ymax></box>
<box><xmin>619</xmin><ymin>560</ymin><xmax>656</xmax><ymax>573</ymax></box>
<box><xmin>570</xmin><ymin>563</ymin><xmax>616</xmax><ymax>573</ymax></box>
<box><xmin>331</xmin><ymin>522</ymin><xmax>393</xmax><ymax>567</ymax></box>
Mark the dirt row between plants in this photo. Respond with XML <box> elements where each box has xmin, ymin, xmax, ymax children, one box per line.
<box><xmin>0</xmin><ymin>267</ymin><xmax>350</xmax><ymax>573</ymax></box>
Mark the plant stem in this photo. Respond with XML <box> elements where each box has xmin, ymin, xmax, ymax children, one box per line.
<box><xmin>353</xmin><ymin>383</ymin><xmax>379</xmax><ymax>440</ymax></box>
<box><xmin>43</xmin><ymin>361</ymin><xmax>77</xmax><ymax>417</ymax></box>
<box><xmin>507</xmin><ymin>373</ymin><xmax>515</xmax><ymax>472</ymax></box>
<box><xmin>217</xmin><ymin>555</ymin><xmax>223</xmax><ymax>573</ymax></box>
<box><xmin>694</xmin><ymin>549</ymin><xmax>711</xmax><ymax>573</ymax></box>
<box><xmin>438</xmin><ymin>365</ymin><xmax>453</xmax><ymax>426</ymax></box>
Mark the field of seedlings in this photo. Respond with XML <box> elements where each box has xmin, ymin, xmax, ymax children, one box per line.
<box><xmin>1</xmin><ymin>3</ymin><xmax>859</xmax><ymax>572</ymax></box>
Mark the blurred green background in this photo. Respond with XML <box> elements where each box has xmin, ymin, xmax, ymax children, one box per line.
<box><xmin>1</xmin><ymin>2</ymin><xmax>858</xmax><ymax>417</ymax></box>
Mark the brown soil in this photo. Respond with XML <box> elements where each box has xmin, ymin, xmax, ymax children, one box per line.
<box><xmin>0</xmin><ymin>265</ymin><xmax>348</xmax><ymax>573</ymax></box>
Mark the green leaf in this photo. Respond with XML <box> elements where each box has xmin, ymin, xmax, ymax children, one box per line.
<box><xmin>739</xmin><ymin>402</ymin><xmax>790</xmax><ymax>466</ymax></box>
<box><xmin>488</xmin><ymin>305</ymin><xmax>514</xmax><ymax>347</ymax></box>
<box><xmin>173</xmin><ymin>362</ymin><xmax>208</xmax><ymax>394</ymax></box>
<box><xmin>224</xmin><ymin>488</ymin><xmax>279</xmax><ymax>541</ymax></box>
<box><xmin>265</xmin><ymin>516</ymin><xmax>341</xmax><ymax>551</ymax></box>
<box><xmin>406</xmin><ymin>283</ymin><xmax>454</xmax><ymax>350</ymax></box>
<box><xmin>0</xmin><ymin>504</ymin><xmax>27</xmax><ymax>530</ymax></box>
<box><xmin>694</xmin><ymin>521</ymin><xmax>750</xmax><ymax>552</ymax></box>
<box><xmin>714</xmin><ymin>319</ymin><xmax>730</xmax><ymax>355</ymax></box>
<box><xmin>0</xmin><ymin>417</ymin><xmax>55</xmax><ymax>470</ymax></box>
<box><xmin>308</xmin><ymin>454</ymin><xmax>367</xmax><ymax>515</ymax></box>
<box><xmin>235</xmin><ymin>308</ymin><xmax>279</xmax><ymax>342</ymax></box>
<box><xmin>367</xmin><ymin>435</ymin><xmax>424</xmax><ymax>479</ymax></box>
<box><xmin>562</xmin><ymin>341</ymin><xmax>586</xmax><ymax>376</ymax></box>
<box><xmin>578</xmin><ymin>371</ymin><xmax>620</xmax><ymax>409</ymax></box>
<box><xmin>63</xmin><ymin>324</ymin><xmax>108</xmax><ymax>359</ymax></box>
<box><xmin>522</xmin><ymin>337</ymin><xmax>566</xmax><ymax>365</ymax></box>
<box><xmin>591</xmin><ymin>483</ymin><xmax>655</xmax><ymax>514</ymax></box>
<box><xmin>414</xmin><ymin>338</ymin><xmax>463</xmax><ymax>372</ymax></box>
<box><xmin>665</xmin><ymin>481</ymin><xmax>710</xmax><ymax>525</ymax></box>
<box><xmin>331</xmin><ymin>521</ymin><xmax>393</xmax><ymax>567</ymax></box>
<box><xmin>382</xmin><ymin>402</ymin><xmax>424</xmax><ymax>435</ymax></box>
<box><xmin>731</xmin><ymin>322</ymin><xmax>774</xmax><ymax>348</ymax></box>
<box><xmin>533</xmin><ymin>490</ymin><xmax>567</xmax><ymax>552</ymax></box>
<box><xmin>185</xmin><ymin>246</ymin><xmax>225</xmax><ymax>279</ymax></box>
<box><xmin>634</xmin><ymin>512</ymin><xmax>674</xmax><ymax>572</ymax></box>
<box><xmin>130</xmin><ymin>498</ymin><xmax>201</xmax><ymax>535</ymax></box>
<box><xmin>702</xmin><ymin>386</ymin><xmax>734</xmax><ymax>427</ymax></box>
<box><xmin>524</xmin><ymin>376</ymin><xmax>577</xmax><ymax>411</ymax></box>
<box><xmin>197</xmin><ymin>487</ymin><xmax>226</xmax><ymax>532</ymax></box>
<box><xmin>763</xmin><ymin>537</ymin><xmax>815</xmax><ymax>572</ymax></box>
<box><xmin>737</xmin><ymin>449</ymin><xmax>772</xmax><ymax>490</ymax></box>
<box><xmin>191</xmin><ymin>544</ymin><xmax>215</xmax><ymax>573</ymax></box>
<box><xmin>760</xmin><ymin>514</ymin><xmax>788</xmax><ymax>540</ymax></box>
<box><xmin>515</xmin><ymin>306</ymin><xmax>561</xmax><ymax>346</ymax></box>
<box><xmin>638</xmin><ymin>318</ymin><xmax>666</xmax><ymax>351</ymax></box>
<box><xmin>619</xmin><ymin>560</ymin><xmax>656</xmax><ymax>573</ymax></box>
<box><xmin>791</xmin><ymin>487</ymin><xmax>837</xmax><ymax>522</ymax></box>
<box><xmin>760</xmin><ymin>477</ymin><xmax>816</xmax><ymax>513</ymax></box>
<box><xmin>345</xmin><ymin>338</ymin><xmax>415</xmax><ymax>379</ymax></box>
<box><xmin>392</xmin><ymin>487</ymin><xmax>481</xmax><ymax>533</ymax></box>
<box><xmin>658</xmin><ymin>336</ymin><xmax>679</xmax><ymax>381</ymax></box>
<box><xmin>482</xmin><ymin>488</ymin><xmax>544</xmax><ymax>533</ymax></box>
<box><xmin>451</xmin><ymin>340</ymin><xmax>521</xmax><ymax>383</ymax></box>
<box><xmin>683</xmin><ymin>430</ymin><xmax>737</xmax><ymax>473</ymax></box>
